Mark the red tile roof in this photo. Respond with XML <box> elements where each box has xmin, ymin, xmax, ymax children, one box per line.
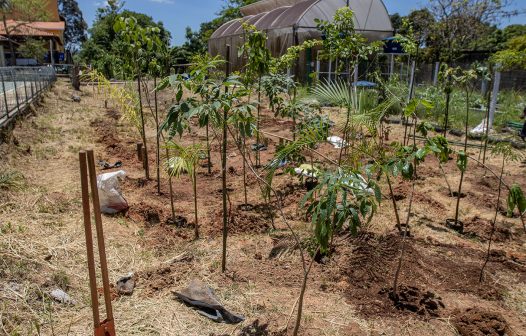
<box><xmin>0</xmin><ymin>20</ymin><xmax>64</xmax><ymax>37</ymax></box>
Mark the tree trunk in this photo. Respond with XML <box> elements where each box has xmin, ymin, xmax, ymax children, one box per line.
<box><xmin>154</xmin><ymin>77</ymin><xmax>160</xmax><ymax>194</ymax></box>
<box><xmin>256</xmin><ymin>77</ymin><xmax>262</xmax><ymax>167</ymax></box>
<box><xmin>386</xmin><ymin>173</ymin><xmax>402</xmax><ymax>233</ymax></box>
<box><xmin>242</xmin><ymin>134</ymin><xmax>248</xmax><ymax>205</ymax></box>
<box><xmin>292</xmin><ymin>251</ymin><xmax>317</xmax><ymax>336</ymax></box>
<box><xmin>137</xmin><ymin>71</ymin><xmax>149</xmax><ymax>180</ymax></box>
<box><xmin>221</xmin><ymin>105</ymin><xmax>228</xmax><ymax>273</ymax></box>
<box><xmin>193</xmin><ymin>168</ymin><xmax>199</xmax><ymax>239</ymax></box>
<box><xmin>339</xmin><ymin>106</ymin><xmax>351</xmax><ymax>165</ymax></box>
<box><xmin>480</xmin><ymin>157</ymin><xmax>504</xmax><ymax>282</ymax></box>
<box><xmin>439</xmin><ymin>163</ymin><xmax>453</xmax><ymax>197</ymax></box>
<box><xmin>393</xmin><ymin>180</ymin><xmax>415</xmax><ymax>295</ymax></box>
<box><xmin>206</xmin><ymin>122</ymin><xmax>211</xmax><ymax>174</ymax></box>
<box><xmin>482</xmin><ymin>79</ymin><xmax>492</xmax><ymax>167</ymax></box>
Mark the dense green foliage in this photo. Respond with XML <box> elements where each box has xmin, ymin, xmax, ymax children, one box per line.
<box><xmin>78</xmin><ymin>1</ymin><xmax>170</xmax><ymax>78</ymax></box>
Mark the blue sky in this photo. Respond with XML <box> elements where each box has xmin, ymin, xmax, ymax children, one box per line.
<box><xmin>79</xmin><ymin>0</ymin><xmax>526</xmax><ymax>45</ymax></box>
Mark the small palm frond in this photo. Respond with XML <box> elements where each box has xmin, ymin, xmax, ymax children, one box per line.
<box><xmin>166</xmin><ymin>156</ymin><xmax>188</xmax><ymax>178</ymax></box>
<box><xmin>164</xmin><ymin>141</ymin><xmax>204</xmax><ymax>179</ymax></box>
<box><xmin>311</xmin><ymin>78</ymin><xmax>352</xmax><ymax>107</ymax></box>
<box><xmin>351</xmin><ymin>97</ymin><xmax>397</xmax><ymax>134</ymax></box>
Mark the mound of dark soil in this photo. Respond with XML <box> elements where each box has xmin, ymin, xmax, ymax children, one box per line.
<box><xmin>453</xmin><ymin>308</ymin><xmax>510</xmax><ymax>336</ymax></box>
<box><xmin>386</xmin><ymin>285</ymin><xmax>444</xmax><ymax>317</ymax></box>
<box><xmin>209</xmin><ymin>208</ymin><xmax>270</xmax><ymax>235</ymax></box>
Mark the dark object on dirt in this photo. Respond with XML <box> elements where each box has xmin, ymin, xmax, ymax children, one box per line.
<box><xmin>251</xmin><ymin>143</ymin><xmax>267</xmax><ymax>152</ymax></box>
<box><xmin>434</xmin><ymin>125</ymin><xmax>445</xmax><ymax>133</ymax></box>
<box><xmin>228</xmin><ymin>166</ymin><xmax>237</xmax><ymax>175</ymax></box>
<box><xmin>453</xmin><ymin>307</ymin><xmax>510</xmax><ymax>336</ymax></box>
<box><xmin>173</xmin><ymin>280</ymin><xmax>245</xmax><ymax>324</ymax></box>
<box><xmin>199</xmin><ymin>159</ymin><xmax>212</xmax><ymax>168</ymax></box>
<box><xmin>511</xmin><ymin>140</ymin><xmax>526</xmax><ymax>149</ymax></box>
<box><xmin>166</xmin><ymin>215</ymin><xmax>188</xmax><ymax>228</ymax></box>
<box><xmin>449</xmin><ymin>129</ymin><xmax>464</xmax><ymax>137</ymax></box>
<box><xmin>386</xmin><ymin>286</ymin><xmax>444</xmax><ymax>317</ymax></box>
<box><xmin>238</xmin><ymin>319</ymin><xmax>272</xmax><ymax>336</ymax></box>
<box><xmin>450</xmin><ymin>191</ymin><xmax>466</xmax><ymax>198</ymax></box>
<box><xmin>385</xmin><ymin>118</ymin><xmax>401</xmax><ymax>125</ymax></box>
<box><xmin>305</xmin><ymin>177</ymin><xmax>318</xmax><ymax>191</ymax></box>
<box><xmin>399</xmin><ymin>224</ymin><xmax>411</xmax><ymax>237</ymax></box>
<box><xmin>71</xmin><ymin>95</ymin><xmax>81</xmax><ymax>103</ymax></box>
<box><xmin>446</xmin><ymin>218</ymin><xmax>464</xmax><ymax>233</ymax></box>
<box><xmin>98</xmin><ymin>160</ymin><xmax>123</xmax><ymax>170</ymax></box>
<box><xmin>239</xmin><ymin>203</ymin><xmax>254</xmax><ymax>211</ymax></box>
<box><xmin>116</xmin><ymin>273</ymin><xmax>135</xmax><ymax>296</ymax></box>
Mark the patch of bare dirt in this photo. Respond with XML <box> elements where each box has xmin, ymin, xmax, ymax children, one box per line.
<box><xmin>329</xmin><ymin>232</ymin><xmax>523</xmax><ymax>318</ymax></box>
<box><xmin>464</xmin><ymin>216</ymin><xmax>515</xmax><ymax>242</ymax></box>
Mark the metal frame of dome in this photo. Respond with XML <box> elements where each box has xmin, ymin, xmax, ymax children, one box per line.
<box><xmin>208</xmin><ymin>0</ymin><xmax>394</xmax><ymax>82</ymax></box>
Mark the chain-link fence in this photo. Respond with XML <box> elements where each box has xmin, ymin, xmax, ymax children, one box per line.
<box><xmin>0</xmin><ymin>66</ymin><xmax>56</xmax><ymax>128</ymax></box>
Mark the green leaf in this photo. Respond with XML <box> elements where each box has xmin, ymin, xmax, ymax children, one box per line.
<box><xmin>456</xmin><ymin>151</ymin><xmax>467</xmax><ymax>172</ymax></box>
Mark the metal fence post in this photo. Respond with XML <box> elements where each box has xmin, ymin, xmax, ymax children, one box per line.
<box><xmin>23</xmin><ymin>68</ymin><xmax>28</xmax><ymax>105</ymax></box>
<box><xmin>11</xmin><ymin>69</ymin><xmax>21</xmax><ymax>114</ymax></box>
<box><xmin>0</xmin><ymin>71</ymin><xmax>8</xmax><ymax>119</ymax></box>
<box><xmin>30</xmin><ymin>69</ymin><xmax>34</xmax><ymax>100</ymax></box>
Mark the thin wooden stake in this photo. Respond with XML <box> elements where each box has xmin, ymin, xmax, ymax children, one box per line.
<box><xmin>86</xmin><ymin>150</ymin><xmax>114</xmax><ymax>322</ymax></box>
<box><xmin>79</xmin><ymin>151</ymin><xmax>101</xmax><ymax>328</ymax></box>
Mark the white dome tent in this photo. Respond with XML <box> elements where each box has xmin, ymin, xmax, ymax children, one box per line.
<box><xmin>208</xmin><ymin>0</ymin><xmax>394</xmax><ymax>82</ymax></box>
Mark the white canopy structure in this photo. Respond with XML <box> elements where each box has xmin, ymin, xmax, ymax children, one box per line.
<box><xmin>208</xmin><ymin>0</ymin><xmax>394</xmax><ymax>81</ymax></box>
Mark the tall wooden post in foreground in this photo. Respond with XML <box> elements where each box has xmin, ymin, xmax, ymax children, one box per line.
<box><xmin>79</xmin><ymin>150</ymin><xmax>116</xmax><ymax>336</ymax></box>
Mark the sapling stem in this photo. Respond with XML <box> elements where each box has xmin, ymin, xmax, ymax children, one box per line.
<box><xmin>480</xmin><ymin>156</ymin><xmax>505</xmax><ymax>282</ymax></box>
<box><xmin>137</xmin><ymin>71</ymin><xmax>149</xmax><ymax>180</ymax></box>
<box><xmin>386</xmin><ymin>173</ymin><xmax>402</xmax><ymax>233</ymax></box>
<box><xmin>393</xmin><ymin>180</ymin><xmax>415</xmax><ymax>295</ymax></box>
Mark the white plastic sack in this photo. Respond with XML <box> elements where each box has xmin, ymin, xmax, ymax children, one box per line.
<box><xmin>97</xmin><ymin>170</ymin><xmax>128</xmax><ymax>214</ymax></box>
<box><xmin>327</xmin><ymin>136</ymin><xmax>347</xmax><ymax>149</ymax></box>
<box><xmin>294</xmin><ymin>164</ymin><xmax>319</xmax><ymax>178</ymax></box>
<box><xmin>470</xmin><ymin>119</ymin><xmax>487</xmax><ymax>135</ymax></box>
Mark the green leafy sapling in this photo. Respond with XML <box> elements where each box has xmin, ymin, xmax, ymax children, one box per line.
<box><xmin>315</xmin><ymin>8</ymin><xmax>381</xmax><ymax>164</ymax></box>
<box><xmin>165</xmin><ymin>142</ymin><xmax>204</xmax><ymax>239</ymax></box>
<box><xmin>238</xmin><ymin>23</ymin><xmax>271</xmax><ymax>167</ymax></box>
<box><xmin>301</xmin><ymin>168</ymin><xmax>381</xmax><ymax>255</ymax></box>
<box><xmin>480</xmin><ymin>143</ymin><xmax>521</xmax><ymax>281</ymax></box>
<box><xmin>114</xmin><ymin>16</ymin><xmax>163</xmax><ymax>180</ymax></box>
<box><xmin>449</xmin><ymin>68</ymin><xmax>478</xmax><ymax>233</ymax></box>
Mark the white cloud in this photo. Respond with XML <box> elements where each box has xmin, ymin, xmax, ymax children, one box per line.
<box><xmin>94</xmin><ymin>1</ymin><xmax>109</xmax><ymax>7</ymax></box>
<box><xmin>149</xmin><ymin>0</ymin><xmax>175</xmax><ymax>4</ymax></box>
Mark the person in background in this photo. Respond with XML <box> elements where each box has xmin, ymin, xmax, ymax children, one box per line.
<box><xmin>521</xmin><ymin>106</ymin><xmax>526</xmax><ymax>141</ymax></box>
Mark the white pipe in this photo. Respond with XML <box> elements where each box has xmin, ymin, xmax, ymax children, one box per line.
<box><xmin>489</xmin><ymin>69</ymin><xmax>501</xmax><ymax>128</ymax></box>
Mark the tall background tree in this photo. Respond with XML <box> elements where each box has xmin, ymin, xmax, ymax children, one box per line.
<box><xmin>78</xmin><ymin>0</ymin><xmax>170</xmax><ymax>78</ymax></box>
<box><xmin>172</xmin><ymin>0</ymin><xmax>258</xmax><ymax>62</ymax></box>
<box><xmin>58</xmin><ymin>0</ymin><xmax>87</xmax><ymax>54</ymax></box>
